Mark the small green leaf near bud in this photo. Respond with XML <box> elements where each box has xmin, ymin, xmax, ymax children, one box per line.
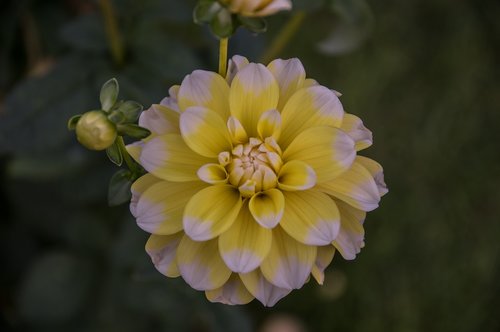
<box><xmin>194</xmin><ymin>0</ymin><xmax>222</xmax><ymax>24</ymax></box>
<box><xmin>106</xmin><ymin>141</ymin><xmax>123</xmax><ymax>166</ymax></box>
<box><xmin>238</xmin><ymin>16</ymin><xmax>267</xmax><ymax>33</ymax></box>
<box><xmin>117</xmin><ymin>124</ymin><xmax>151</xmax><ymax>139</ymax></box>
<box><xmin>107</xmin><ymin>110</ymin><xmax>126</xmax><ymax>124</ymax></box>
<box><xmin>100</xmin><ymin>78</ymin><xmax>119</xmax><ymax>111</ymax></box>
<box><xmin>210</xmin><ymin>8</ymin><xmax>234</xmax><ymax>38</ymax></box>
<box><xmin>117</xmin><ymin>101</ymin><xmax>144</xmax><ymax>122</ymax></box>
<box><xmin>67</xmin><ymin>114</ymin><xmax>82</xmax><ymax>130</ymax></box>
<box><xmin>108</xmin><ymin>169</ymin><xmax>133</xmax><ymax>206</ymax></box>
<box><xmin>75</xmin><ymin>111</ymin><xmax>117</xmax><ymax>150</ymax></box>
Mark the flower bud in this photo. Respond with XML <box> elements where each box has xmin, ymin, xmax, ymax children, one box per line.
<box><xmin>75</xmin><ymin>111</ymin><xmax>117</xmax><ymax>150</ymax></box>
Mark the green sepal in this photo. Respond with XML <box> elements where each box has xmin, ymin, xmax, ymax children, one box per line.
<box><xmin>107</xmin><ymin>110</ymin><xmax>126</xmax><ymax>124</ymax></box>
<box><xmin>193</xmin><ymin>0</ymin><xmax>221</xmax><ymax>24</ymax></box>
<box><xmin>108</xmin><ymin>169</ymin><xmax>134</xmax><ymax>206</ymax></box>
<box><xmin>100</xmin><ymin>78</ymin><xmax>119</xmax><ymax>111</ymax></box>
<box><xmin>106</xmin><ymin>141</ymin><xmax>123</xmax><ymax>166</ymax></box>
<box><xmin>67</xmin><ymin>114</ymin><xmax>82</xmax><ymax>130</ymax></box>
<box><xmin>117</xmin><ymin>101</ymin><xmax>143</xmax><ymax>123</ymax></box>
<box><xmin>238</xmin><ymin>16</ymin><xmax>267</xmax><ymax>34</ymax></box>
<box><xmin>210</xmin><ymin>9</ymin><xmax>235</xmax><ymax>38</ymax></box>
<box><xmin>117</xmin><ymin>124</ymin><xmax>151</xmax><ymax>139</ymax></box>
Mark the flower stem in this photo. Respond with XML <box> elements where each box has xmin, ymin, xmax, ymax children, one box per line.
<box><xmin>218</xmin><ymin>37</ymin><xmax>229</xmax><ymax>77</ymax></box>
<box><xmin>116</xmin><ymin>136</ymin><xmax>136</xmax><ymax>173</ymax></box>
<box><xmin>261</xmin><ymin>11</ymin><xmax>306</xmax><ymax>64</ymax></box>
<box><xmin>98</xmin><ymin>0</ymin><xmax>124</xmax><ymax>66</ymax></box>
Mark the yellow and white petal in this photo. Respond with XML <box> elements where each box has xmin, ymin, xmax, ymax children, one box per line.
<box><xmin>280</xmin><ymin>190</ymin><xmax>340</xmax><ymax>245</ymax></box>
<box><xmin>139</xmin><ymin>104</ymin><xmax>180</xmax><ymax>136</ymax></box>
<box><xmin>126</xmin><ymin>141</ymin><xmax>144</xmax><ymax>164</ymax></box>
<box><xmin>340</xmin><ymin>113</ymin><xmax>373</xmax><ymax>151</ymax></box>
<box><xmin>267</xmin><ymin>58</ymin><xmax>306</xmax><ymax>109</ymax></box>
<box><xmin>226</xmin><ymin>55</ymin><xmax>250</xmax><ymax>84</ymax></box>
<box><xmin>311</xmin><ymin>245</ymin><xmax>335</xmax><ymax>285</ymax></box>
<box><xmin>332</xmin><ymin>200</ymin><xmax>366</xmax><ymax>260</ymax></box>
<box><xmin>260</xmin><ymin>227</ymin><xmax>317</xmax><ymax>289</ymax></box>
<box><xmin>136</xmin><ymin>181</ymin><xmax>206</xmax><ymax>235</ymax></box>
<box><xmin>356</xmin><ymin>156</ymin><xmax>388</xmax><ymax>196</ymax></box>
<box><xmin>146</xmin><ymin>233</ymin><xmax>183</xmax><ymax>278</ymax></box>
<box><xmin>180</xmin><ymin>106</ymin><xmax>232</xmax><ymax>158</ymax></box>
<box><xmin>316</xmin><ymin>158</ymin><xmax>380</xmax><ymax>211</ymax></box>
<box><xmin>177</xmin><ymin>70</ymin><xmax>230</xmax><ymax>119</ymax></box>
<box><xmin>183</xmin><ymin>185</ymin><xmax>243</xmax><ymax>241</ymax></box>
<box><xmin>240</xmin><ymin>269</ymin><xmax>292</xmax><ymax>307</ymax></box>
<box><xmin>283</xmin><ymin>126</ymin><xmax>356</xmax><ymax>183</ymax></box>
<box><xmin>219</xmin><ymin>205</ymin><xmax>272</xmax><ymax>273</ymax></box>
<box><xmin>254</xmin><ymin>0</ymin><xmax>292</xmax><ymax>17</ymax></box>
<box><xmin>278</xmin><ymin>160</ymin><xmax>316</xmax><ymax>191</ymax></box>
<box><xmin>229</xmin><ymin>63</ymin><xmax>279</xmax><ymax>137</ymax></box>
<box><xmin>130</xmin><ymin>174</ymin><xmax>161</xmax><ymax>217</ymax></box>
<box><xmin>280</xmin><ymin>86</ymin><xmax>344</xmax><ymax>148</ymax></box>
<box><xmin>248</xmin><ymin>189</ymin><xmax>285</xmax><ymax>229</ymax></box>
<box><xmin>227</xmin><ymin>116</ymin><xmax>248</xmax><ymax>144</ymax></box>
<box><xmin>257</xmin><ymin>109</ymin><xmax>281</xmax><ymax>140</ymax></box>
<box><xmin>176</xmin><ymin>236</ymin><xmax>232</xmax><ymax>291</ymax></box>
<box><xmin>206</xmin><ymin>274</ymin><xmax>254</xmax><ymax>305</ymax></box>
<box><xmin>159</xmin><ymin>85</ymin><xmax>180</xmax><ymax>112</ymax></box>
<box><xmin>140</xmin><ymin>134</ymin><xmax>213</xmax><ymax>182</ymax></box>
<box><xmin>197</xmin><ymin>163</ymin><xmax>228</xmax><ymax>184</ymax></box>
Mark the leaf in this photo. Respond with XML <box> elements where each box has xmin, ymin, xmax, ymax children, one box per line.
<box><xmin>117</xmin><ymin>124</ymin><xmax>151</xmax><ymax>139</ymax></box>
<box><xmin>67</xmin><ymin>114</ymin><xmax>82</xmax><ymax>130</ymax></box>
<box><xmin>193</xmin><ymin>1</ymin><xmax>222</xmax><ymax>24</ymax></box>
<box><xmin>108</xmin><ymin>169</ymin><xmax>134</xmax><ymax>206</ymax></box>
<box><xmin>118</xmin><ymin>100</ymin><xmax>144</xmax><ymax>122</ymax></box>
<box><xmin>100</xmin><ymin>78</ymin><xmax>119</xmax><ymax>111</ymax></box>
<box><xmin>238</xmin><ymin>16</ymin><xmax>267</xmax><ymax>34</ymax></box>
<box><xmin>106</xmin><ymin>141</ymin><xmax>123</xmax><ymax>166</ymax></box>
<box><xmin>210</xmin><ymin>9</ymin><xmax>235</xmax><ymax>38</ymax></box>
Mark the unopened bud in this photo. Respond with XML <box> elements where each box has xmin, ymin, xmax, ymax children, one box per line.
<box><xmin>75</xmin><ymin>111</ymin><xmax>117</xmax><ymax>150</ymax></box>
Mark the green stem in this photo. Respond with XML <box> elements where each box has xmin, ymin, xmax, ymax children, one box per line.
<box><xmin>116</xmin><ymin>136</ymin><xmax>136</xmax><ymax>173</ymax></box>
<box><xmin>98</xmin><ymin>0</ymin><xmax>125</xmax><ymax>66</ymax></box>
<box><xmin>218</xmin><ymin>37</ymin><xmax>229</xmax><ymax>77</ymax></box>
<box><xmin>261</xmin><ymin>11</ymin><xmax>306</xmax><ymax>63</ymax></box>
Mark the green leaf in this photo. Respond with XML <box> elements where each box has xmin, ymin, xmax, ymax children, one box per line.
<box><xmin>100</xmin><ymin>78</ymin><xmax>119</xmax><ymax>111</ymax></box>
<box><xmin>238</xmin><ymin>16</ymin><xmax>267</xmax><ymax>34</ymax></box>
<box><xmin>107</xmin><ymin>109</ymin><xmax>126</xmax><ymax>124</ymax></box>
<box><xmin>67</xmin><ymin>114</ymin><xmax>81</xmax><ymax>130</ymax></box>
<box><xmin>193</xmin><ymin>1</ymin><xmax>222</xmax><ymax>24</ymax></box>
<box><xmin>108</xmin><ymin>169</ymin><xmax>134</xmax><ymax>206</ymax></box>
<box><xmin>106</xmin><ymin>141</ymin><xmax>123</xmax><ymax>166</ymax></box>
<box><xmin>210</xmin><ymin>9</ymin><xmax>235</xmax><ymax>38</ymax></box>
<box><xmin>118</xmin><ymin>100</ymin><xmax>144</xmax><ymax>122</ymax></box>
<box><xmin>117</xmin><ymin>124</ymin><xmax>151</xmax><ymax>139</ymax></box>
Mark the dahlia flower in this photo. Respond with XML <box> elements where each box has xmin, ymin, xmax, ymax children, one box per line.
<box><xmin>128</xmin><ymin>56</ymin><xmax>387</xmax><ymax>306</ymax></box>
<box><xmin>219</xmin><ymin>0</ymin><xmax>292</xmax><ymax>17</ymax></box>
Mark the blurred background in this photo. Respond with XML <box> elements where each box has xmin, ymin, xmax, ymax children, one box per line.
<box><xmin>1</xmin><ymin>0</ymin><xmax>499</xmax><ymax>331</ymax></box>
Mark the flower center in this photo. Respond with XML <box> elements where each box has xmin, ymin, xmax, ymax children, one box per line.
<box><xmin>219</xmin><ymin>137</ymin><xmax>282</xmax><ymax>197</ymax></box>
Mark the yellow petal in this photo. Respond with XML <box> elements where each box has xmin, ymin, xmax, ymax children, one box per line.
<box><xmin>206</xmin><ymin>274</ymin><xmax>254</xmax><ymax>305</ymax></box>
<box><xmin>267</xmin><ymin>58</ymin><xmax>306</xmax><ymax>110</ymax></box>
<box><xmin>356</xmin><ymin>156</ymin><xmax>388</xmax><ymax>196</ymax></box>
<box><xmin>257</xmin><ymin>109</ymin><xmax>281</xmax><ymax>140</ymax></box>
<box><xmin>130</xmin><ymin>173</ymin><xmax>160</xmax><ymax>217</ymax></box>
<box><xmin>136</xmin><ymin>181</ymin><xmax>206</xmax><ymax>235</ymax></box>
<box><xmin>332</xmin><ymin>200</ymin><xmax>366</xmax><ymax>260</ymax></box>
<box><xmin>197</xmin><ymin>163</ymin><xmax>228</xmax><ymax>184</ymax></box>
<box><xmin>180</xmin><ymin>106</ymin><xmax>232</xmax><ymax>158</ymax></box>
<box><xmin>219</xmin><ymin>204</ymin><xmax>272</xmax><ymax>273</ymax></box>
<box><xmin>176</xmin><ymin>235</ymin><xmax>231</xmax><ymax>290</ymax></box>
<box><xmin>317</xmin><ymin>158</ymin><xmax>380</xmax><ymax>211</ymax></box>
<box><xmin>253</xmin><ymin>0</ymin><xmax>292</xmax><ymax>17</ymax></box>
<box><xmin>138</xmin><ymin>104</ymin><xmax>180</xmax><ymax>136</ymax></box>
<box><xmin>278</xmin><ymin>160</ymin><xmax>317</xmax><ymax>191</ymax></box>
<box><xmin>227</xmin><ymin>116</ymin><xmax>248</xmax><ymax>144</ymax></box>
<box><xmin>183</xmin><ymin>185</ymin><xmax>243</xmax><ymax>241</ymax></box>
<box><xmin>283</xmin><ymin>126</ymin><xmax>356</xmax><ymax>183</ymax></box>
<box><xmin>239</xmin><ymin>269</ymin><xmax>291</xmax><ymax>307</ymax></box>
<box><xmin>177</xmin><ymin>70</ymin><xmax>230</xmax><ymax>119</ymax></box>
<box><xmin>280</xmin><ymin>86</ymin><xmax>344</xmax><ymax>148</ymax></box>
<box><xmin>126</xmin><ymin>141</ymin><xmax>143</xmax><ymax>164</ymax></box>
<box><xmin>145</xmin><ymin>233</ymin><xmax>183</xmax><ymax>278</ymax></box>
<box><xmin>140</xmin><ymin>134</ymin><xmax>213</xmax><ymax>182</ymax></box>
<box><xmin>260</xmin><ymin>227</ymin><xmax>317</xmax><ymax>289</ymax></box>
<box><xmin>248</xmin><ymin>189</ymin><xmax>285</xmax><ymax>229</ymax></box>
<box><xmin>311</xmin><ymin>245</ymin><xmax>335</xmax><ymax>285</ymax></box>
<box><xmin>226</xmin><ymin>55</ymin><xmax>250</xmax><ymax>84</ymax></box>
<box><xmin>229</xmin><ymin>63</ymin><xmax>279</xmax><ymax>137</ymax></box>
<box><xmin>340</xmin><ymin>113</ymin><xmax>373</xmax><ymax>151</ymax></box>
<box><xmin>280</xmin><ymin>190</ymin><xmax>340</xmax><ymax>245</ymax></box>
